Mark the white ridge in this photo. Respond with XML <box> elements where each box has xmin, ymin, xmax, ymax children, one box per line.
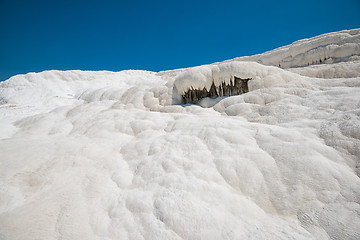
<box><xmin>0</xmin><ymin>29</ymin><xmax>360</xmax><ymax>240</ymax></box>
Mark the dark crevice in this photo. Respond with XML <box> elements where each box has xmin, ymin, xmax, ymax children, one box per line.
<box><xmin>181</xmin><ymin>76</ymin><xmax>251</xmax><ymax>104</ymax></box>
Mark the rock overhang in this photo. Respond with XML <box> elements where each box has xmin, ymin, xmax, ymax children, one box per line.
<box><xmin>173</xmin><ymin>62</ymin><xmax>257</xmax><ymax>104</ymax></box>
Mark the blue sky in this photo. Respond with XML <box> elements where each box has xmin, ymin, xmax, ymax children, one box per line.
<box><xmin>1</xmin><ymin>0</ymin><xmax>359</xmax><ymax>81</ymax></box>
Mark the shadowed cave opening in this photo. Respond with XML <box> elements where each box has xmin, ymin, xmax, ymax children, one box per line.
<box><xmin>181</xmin><ymin>76</ymin><xmax>251</xmax><ymax>104</ymax></box>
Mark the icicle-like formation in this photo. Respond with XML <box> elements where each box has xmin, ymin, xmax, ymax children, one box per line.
<box><xmin>181</xmin><ymin>76</ymin><xmax>251</xmax><ymax>104</ymax></box>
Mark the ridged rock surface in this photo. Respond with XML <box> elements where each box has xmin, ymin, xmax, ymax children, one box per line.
<box><xmin>1</xmin><ymin>29</ymin><xmax>360</xmax><ymax>240</ymax></box>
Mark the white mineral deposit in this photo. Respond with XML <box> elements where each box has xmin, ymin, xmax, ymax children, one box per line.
<box><xmin>1</xmin><ymin>29</ymin><xmax>359</xmax><ymax>239</ymax></box>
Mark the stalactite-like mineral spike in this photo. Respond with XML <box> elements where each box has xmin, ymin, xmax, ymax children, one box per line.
<box><xmin>209</xmin><ymin>82</ymin><xmax>218</xmax><ymax>98</ymax></box>
<box><xmin>181</xmin><ymin>76</ymin><xmax>251</xmax><ymax>104</ymax></box>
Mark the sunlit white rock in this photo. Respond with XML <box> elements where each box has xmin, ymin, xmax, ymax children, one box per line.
<box><xmin>0</xmin><ymin>29</ymin><xmax>360</xmax><ymax>240</ymax></box>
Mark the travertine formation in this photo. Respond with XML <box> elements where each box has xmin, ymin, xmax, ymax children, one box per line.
<box><xmin>181</xmin><ymin>76</ymin><xmax>251</xmax><ymax>104</ymax></box>
<box><xmin>1</xmin><ymin>29</ymin><xmax>360</xmax><ymax>240</ymax></box>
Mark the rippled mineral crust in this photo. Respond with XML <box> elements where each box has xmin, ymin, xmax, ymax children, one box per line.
<box><xmin>0</xmin><ymin>29</ymin><xmax>360</xmax><ymax>240</ymax></box>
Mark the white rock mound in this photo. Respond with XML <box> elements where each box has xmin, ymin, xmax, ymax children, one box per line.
<box><xmin>228</xmin><ymin>28</ymin><xmax>360</xmax><ymax>68</ymax></box>
<box><xmin>0</xmin><ymin>29</ymin><xmax>359</xmax><ymax>240</ymax></box>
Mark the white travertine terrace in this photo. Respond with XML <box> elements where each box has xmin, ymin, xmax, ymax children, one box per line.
<box><xmin>1</xmin><ymin>29</ymin><xmax>360</xmax><ymax>240</ymax></box>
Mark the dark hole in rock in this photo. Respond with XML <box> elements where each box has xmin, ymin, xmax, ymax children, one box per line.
<box><xmin>181</xmin><ymin>76</ymin><xmax>251</xmax><ymax>104</ymax></box>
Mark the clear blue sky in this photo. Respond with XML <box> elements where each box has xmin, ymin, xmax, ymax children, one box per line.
<box><xmin>1</xmin><ymin>0</ymin><xmax>359</xmax><ymax>81</ymax></box>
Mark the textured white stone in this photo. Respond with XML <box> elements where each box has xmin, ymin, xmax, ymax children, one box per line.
<box><xmin>1</xmin><ymin>29</ymin><xmax>360</xmax><ymax>240</ymax></box>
